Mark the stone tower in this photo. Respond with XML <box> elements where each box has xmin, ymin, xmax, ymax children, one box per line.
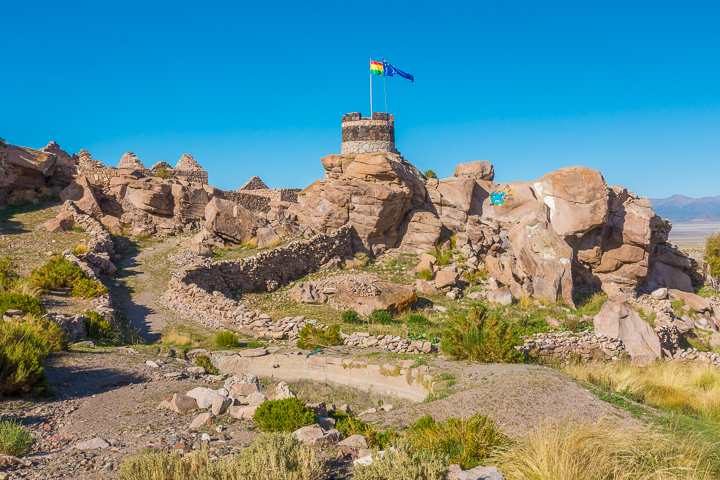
<box><xmin>341</xmin><ymin>112</ymin><xmax>398</xmax><ymax>155</ymax></box>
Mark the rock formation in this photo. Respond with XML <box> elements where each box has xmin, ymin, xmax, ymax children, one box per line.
<box><xmin>117</xmin><ymin>152</ymin><xmax>146</xmax><ymax>171</ymax></box>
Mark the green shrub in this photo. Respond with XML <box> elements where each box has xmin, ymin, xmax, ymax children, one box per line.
<box><xmin>20</xmin><ymin>316</ymin><xmax>69</xmax><ymax>352</ymax></box>
<box><xmin>72</xmin><ymin>277</ymin><xmax>107</xmax><ymax>299</ymax></box>
<box><xmin>404</xmin><ymin>313</ymin><xmax>430</xmax><ymax>327</ymax></box>
<box><xmin>194</xmin><ymin>355</ymin><xmax>219</xmax><ymax>375</ymax></box>
<box><xmin>83</xmin><ymin>311</ymin><xmax>115</xmax><ymax>341</ymax></box>
<box><xmin>0</xmin><ymin>256</ymin><xmax>18</xmax><ymax>280</ymax></box>
<box><xmin>215</xmin><ymin>330</ymin><xmax>238</xmax><ymax>348</ymax></box>
<box><xmin>330</xmin><ymin>411</ymin><xmax>396</xmax><ymax>449</ymax></box>
<box><xmin>428</xmin><ymin>247</ymin><xmax>452</xmax><ymax>266</ymax></box>
<box><xmin>369</xmin><ymin>310</ymin><xmax>393</xmax><ymax>325</ymax></box>
<box><xmin>416</xmin><ymin>269</ymin><xmax>435</xmax><ymax>281</ymax></box>
<box><xmin>408</xmin><ymin>414</ymin><xmax>507</xmax><ymax>469</ymax></box>
<box><xmin>297</xmin><ymin>323</ymin><xmax>343</xmax><ymax>349</ymax></box>
<box><xmin>30</xmin><ymin>256</ymin><xmax>85</xmax><ymax>290</ymax></box>
<box><xmin>0</xmin><ymin>277</ymin><xmax>43</xmax><ymax>300</ymax></box>
<box><xmin>705</xmin><ymin>233</ymin><xmax>720</xmax><ymax>285</ymax></box>
<box><xmin>71</xmin><ymin>225</ymin><xmax>85</xmax><ymax>233</ymax></box>
<box><xmin>0</xmin><ymin>293</ymin><xmax>45</xmax><ymax>317</ymax></box>
<box><xmin>441</xmin><ymin>305</ymin><xmax>523</xmax><ymax>363</ymax></box>
<box><xmin>253</xmin><ymin>398</ymin><xmax>317</xmax><ymax>433</ymax></box>
<box><xmin>0</xmin><ymin>419</ymin><xmax>34</xmax><ymax>456</ymax></box>
<box><xmin>462</xmin><ymin>270</ymin><xmax>479</xmax><ymax>285</ymax></box>
<box><xmin>354</xmin><ymin>252</ymin><xmax>371</xmax><ymax>267</ymax></box>
<box><xmin>156</xmin><ymin>167</ymin><xmax>171</xmax><ymax>179</ymax></box>
<box><xmin>342</xmin><ymin>309</ymin><xmax>362</xmax><ymax>324</ymax></box>
<box><xmin>352</xmin><ymin>439</ymin><xmax>448</xmax><ymax>480</ymax></box>
<box><xmin>0</xmin><ymin>319</ymin><xmax>53</xmax><ymax>396</ymax></box>
<box><xmin>424</xmin><ymin>170</ymin><xmax>438</xmax><ymax>180</ymax></box>
<box><xmin>119</xmin><ymin>435</ymin><xmax>327</xmax><ymax>480</ymax></box>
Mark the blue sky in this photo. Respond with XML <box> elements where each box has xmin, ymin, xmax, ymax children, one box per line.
<box><xmin>2</xmin><ymin>1</ymin><xmax>719</xmax><ymax>198</ymax></box>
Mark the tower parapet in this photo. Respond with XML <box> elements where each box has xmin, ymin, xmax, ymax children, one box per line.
<box><xmin>341</xmin><ymin>112</ymin><xmax>397</xmax><ymax>155</ymax></box>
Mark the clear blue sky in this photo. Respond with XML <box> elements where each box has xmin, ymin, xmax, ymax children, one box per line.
<box><xmin>3</xmin><ymin>1</ymin><xmax>719</xmax><ymax>198</ymax></box>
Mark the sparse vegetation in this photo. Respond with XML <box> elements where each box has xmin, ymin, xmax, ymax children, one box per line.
<box><xmin>194</xmin><ymin>355</ymin><xmax>219</xmax><ymax>375</ymax></box>
<box><xmin>71</xmin><ymin>225</ymin><xmax>85</xmax><ymax>233</ymax></box>
<box><xmin>369</xmin><ymin>310</ymin><xmax>393</xmax><ymax>325</ymax></box>
<box><xmin>156</xmin><ymin>167</ymin><xmax>171</xmax><ymax>179</ymax></box>
<box><xmin>0</xmin><ymin>293</ymin><xmax>45</xmax><ymax>317</ymax></box>
<box><xmin>252</xmin><ymin>398</ymin><xmax>317</xmax><ymax>433</ymax></box>
<box><xmin>72</xmin><ymin>277</ymin><xmax>108</xmax><ymax>298</ymax></box>
<box><xmin>489</xmin><ymin>419</ymin><xmax>720</xmax><ymax>480</ymax></box>
<box><xmin>241</xmin><ymin>237</ymin><xmax>259</xmax><ymax>249</ymax></box>
<box><xmin>161</xmin><ymin>329</ymin><xmax>199</xmax><ymax>350</ymax></box>
<box><xmin>0</xmin><ymin>278</ymin><xmax>43</xmax><ymax>300</ymax></box>
<box><xmin>441</xmin><ymin>305</ymin><xmax>523</xmax><ymax>363</ymax></box>
<box><xmin>423</xmin><ymin>169</ymin><xmax>438</xmax><ymax>180</ymax></box>
<box><xmin>119</xmin><ymin>435</ymin><xmax>328</xmax><ymax>480</ymax></box>
<box><xmin>416</xmin><ymin>269</ymin><xmax>434</xmax><ymax>281</ymax></box>
<box><xmin>354</xmin><ymin>252</ymin><xmax>371</xmax><ymax>267</ymax></box>
<box><xmin>330</xmin><ymin>411</ymin><xmax>396</xmax><ymax>449</ymax></box>
<box><xmin>564</xmin><ymin>361</ymin><xmax>720</xmax><ymax>423</ymax></box>
<box><xmin>215</xmin><ymin>330</ymin><xmax>238</xmax><ymax>348</ymax></box>
<box><xmin>297</xmin><ymin>323</ymin><xmax>343</xmax><ymax>349</ymax></box>
<box><xmin>407</xmin><ymin>414</ymin><xmax>507</xmax><ymax>469</ymax></box>
<box><xmin>0</xmin><ymin>256</ymin><xmax>18</xmax><ymax>279</ymax></box>
<box><xmin>705</xmin><ymin>232</ymin><xmax>720</xmax><ymax>291</ymax></box>
<box><xmin>72</xmin><ymin>241</ymin><xmax>89</xmax><ymax>256</ymax></box>
<box><xmin>0</xmin><ymin>419</ymin><xmax>34</xmax><ymax>457</ymax></box>
<box><xmin>352</xmin><ymin>439</ymin><xmax>448</xmax><ymax>480</ymax></box>
<box><xmin>83</xmin><ymin>310</ymin><xmax>115</xmax><ymax>341</ymax></box>
<box><xmin>427</xmin><ymin>247</ymin><xmax>452</xmax><ymax>266</ymax></box>
<box><xmin>31</xmin><ymin>256</ymin><xmax>106</xmax><ymax>298</ymax></box>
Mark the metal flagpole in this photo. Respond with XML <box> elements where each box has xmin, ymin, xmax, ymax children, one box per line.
<box><xmin>383</xmin><ymin>57</ymin><xmax>387</xmax><ymax>113</ymax></box>
<box><xmin>370</xmin><ymin>58</ymin><xmax>373</xmax><ymax>116</ymax></box>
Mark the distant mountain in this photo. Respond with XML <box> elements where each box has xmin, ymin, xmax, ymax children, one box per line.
<box><xmin>649</xmin><ymin>194</ymin><xmax>720</xmax><ymax>223</ymax></box>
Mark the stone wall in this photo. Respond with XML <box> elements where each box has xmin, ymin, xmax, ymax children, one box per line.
<box><xmin>239</xmin><ymin>176</ymin><xmax>269</xmax><ymax>190</ymax></box>
<box><xmin>164</xmin><ymin>226</ymin><xmax>353</xmax><ymax>329</ymax></box>
<box><xmin>211</xmin><ymin>351</ymin><xmax>431</xmax><ymax>401</ymax></box>
<box><xmin>221</xmin><ymin>190</ymin><xmax>272</xmax><ymax>213</ymax></box>
<box><xmin>341</xmin><ymin>112</ymin><xmax>397</xmax><ymax>155</ymax></box>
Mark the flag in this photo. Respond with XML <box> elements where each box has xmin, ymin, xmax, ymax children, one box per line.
<box><xmin>370</xmin><ymin>60</ymin><xmax>383</xmax><ymax>75</ymax></box>
<box><xmin>383</xmin><ymin>60</ymin><xmax>414</xmax><ymax>82</ymax></box>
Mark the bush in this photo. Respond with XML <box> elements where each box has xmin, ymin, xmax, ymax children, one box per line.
<box><xmin>252</xmin><ymin>398</ymin><xmax>317</xmax><ymax>433</ymax></box>
<box><xmin>408</xmin><ymin>414</ymin><xmax>507</xmax><ymax>469</ymax></box>
<box><xmin>416</xmin><ymin>269</ymin><xmax>435</xmax><ymax>281</ymax></box>
<box><xmin>71</xmin><ymin>225</ymin><xmax>85</xmax><ymax>233</ymax></box>
<box><xmin>83</xmin><ymin>311</ymin><xmax>115</xmax><ymax>341</ymax></box>
<box><xmin>119</xmin><ymin>435</ymin><xmax>328</xmax><ymax>480</ymax></box>
<box><xmin>0</xmin><ymin>278</ymin><xmax>43</xmax><ymax>300</ymax></box>
<box><xmin>0</xmin><ymin>256</ymin><xmax>18</xmax><ymax>280</ymax></box>
<box><xmin>297</xmin><ymin>323</ymin><xmax>343</xmax><ymax>349</ymax></box>
<box><xmin>72</xmin><ymin>277</ymin><xmax>107</xmax><ymax>298</ymax></box>
<box><xmin>0</xmin><ymin>419</ymin><xmax>34</xmax><ymax>456</ymax></box>
<box><xmin>441</xmin><ymin>305</ymin><xmax>523</xmax><ymax>363</ymax></box>
<box><xmin>30</xmin><ymin>256</ymin><xmax>85</xmax><ymax>290</ymax></box>
<box><xmin>72</xmin><ymin>242</ymin><xmax>89</xmax><ymax>256</ymax></box>
<box><xmin>20</xmin><ymin>316</ymin><xmax>69</xmax><ymax>352</ymax></box>
<box><xmin>342</xmin><ymin>309</ymin><xmax>361</xmax><ymax>324</ymax></box>
<box><xmin>0</xmin><ymin>293</ymin><xmax>46</xmax><ymax>317</ymax></box>
<box><xmin>330</xmin><ymin>411</ymin><xmax>396</xmax><ymax>449</ymax></box>
<box><xmin>215</xmin><ymin>330</ymin><xmax>238</xmax><ymax>348</ymax></box>
<box><xmin>156</xmin><ymin>167</ymin><xmax>171</xmax><ymax>179</ymax></box>
<box><xmin>428</xmin><ymin>247</ymin><xmax>452</xmax><ymax>266</ymax></box>
<box><xmin>489</xmin><ymin>420</ymin><xmax>720</xmax><ymax>480</ymax></box>
<box><xmin>369</xmin><ymin>310</ymin><xmax>393</xmax><ymax>325</ymax></box>
<box><xmin>706</xmin><ymin>233</ymin><xmax>720</xmax><ymax>288</ymax></box>
<box><xmin>352</xmin><ymin>439</ymin><xmax>448</xmax><ymax>480</ymax></box>
<box><xmin>0</xmin><ymin>319</ymin><xmax>53</xmax><ymax>396</ymax></box>
<box><xmin>424</xmin><ymin>170</ymin><xmax>438</xmax><ymax>180</ymax></box>
<box><xmin>403</xmin><ymin>313</ymin><xmax>430</xmax><ymax>327</ymax></box>
<box><xmin>461</xmin><ymin>270</ymin><xmax>479</xmax><ymax>285</ymax></box>
<box><xmin>194</xmin><ymin>355</ymin><xmax>219</xmax><ymax>375</ymax></box>
<box><xmin>354</xmin><ymin>252</ymin><xmax>371</xmax><ymax>267</ymax></box>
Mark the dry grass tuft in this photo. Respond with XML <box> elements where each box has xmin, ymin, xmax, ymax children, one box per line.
<box><xmin>72</xmin><ymin>242</ymin><xmax>89</xmax><ymax>256</ymax></box>
<box><xmin>490</xmin><ymin>419</ymin><xmax>719</xmax><ymax>480</ymax></box>
<box><xmin>564</xmin><ymin>361</ymin><xmax>720</xmax><ymax>423</ymax></box>
<box><xmin>161</xmin><ymin>329</ymin><xmax>199</xmax><ymax>350</ymax></box>
<box><xmin>518</xmin><ymin>295</ymin><xmax>533</xmax><ymax>309</ymax></box>
<box><xmin>242</xmin><ymin>237</ymin><xmax>259</xmax><ymax>249</ymax></box>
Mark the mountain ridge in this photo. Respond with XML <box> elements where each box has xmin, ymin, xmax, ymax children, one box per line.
<box><xmin>649</xmin><ymin>194</ymin><xmax>720</xmax><ymax>223</ymax></box>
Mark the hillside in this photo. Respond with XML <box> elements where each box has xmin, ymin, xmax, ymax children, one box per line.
<box><xmin>650</xmin><ymin>194</ymin><xmax>720</xmax><ymax>222</ymax></box>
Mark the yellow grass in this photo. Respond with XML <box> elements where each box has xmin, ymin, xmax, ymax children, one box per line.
<box><xmin>564</xmin><ymin>361</ymin><xmax>720</xmax><ymax>423</ymax></box>
<box><xmin>242</xmin><ymin>237</ymin><xmax>259</xmax><ymax>249</ymax></box>
<box><xmin>263</xmin><ymin>237</ymin><xmax>282</xmax><ymax>249</ymax></box>
<box><xmin>72</xmin><ymin>242</ymin><xmax>89</xmax><ymax>256</ymax></box>
<box><xmin>518</xmin><ymin>295</ymin><xmax>533</xmax><ymax>309</ymax></box>
<box><xmin>0</xmin><ymin>278</ymin><xmax>43</xmax><ymax>300</ymax></box>
<box><xmin>161</xmin><ymin>329</ymin><xmax>199</xmax><ymax>349</ymax></box>
<box><xmin>490</xmin><ymin>419</ymin><xmax>717</xmax><ymax>480</ymax></box>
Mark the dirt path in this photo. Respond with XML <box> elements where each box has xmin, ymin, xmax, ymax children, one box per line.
<box><xmin>110</xmin><ymin>238</ymin><xmax>185</xmax><ymax>341</ymax></box>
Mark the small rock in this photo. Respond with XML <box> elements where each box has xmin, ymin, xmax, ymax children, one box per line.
<box><xmin>189</xmin><ymin>412</ymin><xmax>215</xmax><ymax>430</ymax></box>
<box><xmin>146</xmin><ymin>360</ymin><xmax>160</xmax><ymax>368</ymax></box>
<box><xmin>74</xmin><ymin>437</ymin><xmax>109</xmax><ymax>450</ymax></box>
<box><xmin>338</xmin><ymin>434</ymin><xmax>368</xmax><ymax>449</ymax></box>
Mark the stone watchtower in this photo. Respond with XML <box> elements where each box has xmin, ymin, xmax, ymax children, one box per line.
<box><xmin>341</xmin><ymin>112</ymin><xmax>399</xmax><ymax>155</ymax></box>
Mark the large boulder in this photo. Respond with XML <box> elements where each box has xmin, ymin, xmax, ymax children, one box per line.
<box><xmin>60</xmin><ymin>176</ymin><xmax>103</xmax><ymax>218</ymax></box>
<box><xmin>397</xmin><ymin>210</ymin><xmax>443</xmax><ymax>253</ymax></box>
<box><xmin>205</xmin><ymin>197</ymin><xmax>264</xmax><ymax>244</ymax></box>
<box><xmin>1</xmin><ymin>144</ymin><xmax>57</xmax><ymax>204</ymax></box>
<box><xmin>124</xmin><ymin>178</ymin><xmax>174</xmax><ymax>215</ymax></box>
<box><xmin>530</xmin><ymin>166</ymin><xmax>609</xmax><ymax>238</ymax></box>
<box><xmin>293</xmin><ymin>152</ymin><xmax>426</xmax><ymax>254</ymax></box>
<box><xmin>594</xmin><ymin>300</ymin><xmax>662</xmax><ymax>364</ymax></box>
<box><xmin>333</xmin><ymin>276</ymin><xmax>417</xmax><ymax>316</ymax></box>
<box><xmin>508</xmin><ymin>214</ymin><xmax>574</xmax><ymax>306</ymax></box>
<box><xmin>452</xmin><ymin>161</ymin><xmax>494</xmax><ymax>181</ymax></box>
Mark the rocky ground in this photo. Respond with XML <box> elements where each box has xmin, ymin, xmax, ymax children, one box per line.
<box><xmin>0</xmin><ymin>201</ymin><xmax>711</xmax><ymax>480</ymax></box>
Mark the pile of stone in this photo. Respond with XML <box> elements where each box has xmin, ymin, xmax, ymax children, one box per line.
<box><xmin>343</xmin><ymin>331</ymin><xmax>436</xmax><ymax>354</ymax></box>
<box><xmin>518</xmin><ymin>331</ymin><xmax>627</xmax><ymax>362</ymax></box>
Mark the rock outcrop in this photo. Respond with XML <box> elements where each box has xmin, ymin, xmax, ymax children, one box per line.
<box><xmin>117</xmin><ymin>152</ymin><xmax>146</xmax><ymax>171</ymax></box>
<box><xmin>593</xmin><ymin>299</ymin><xmax>662</xmax><ymax>364</ymax></box>
<box><xmin>205</xmin><ymin>197</ymin><xmax>265</xmax><ymax>244</ymax></box>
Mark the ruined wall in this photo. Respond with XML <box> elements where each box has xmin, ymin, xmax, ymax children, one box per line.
<box><xmin>341</xmin><ymin>112</ymin><xmax>397</xmax><ymax>155</ymax></box>
<box><xmin>164</xmin><ymin>226</ymin><xmax>353</xmax><ymax>329</ymax></box>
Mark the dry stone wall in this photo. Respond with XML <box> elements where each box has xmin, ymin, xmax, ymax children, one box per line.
<box><xmin>164</xmin><ymin>226</ymin><xmax>353</xmax><ymax>329</ymax></box>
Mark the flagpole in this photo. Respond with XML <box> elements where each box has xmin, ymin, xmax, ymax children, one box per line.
<box><xmin>370</xmin><ymin>58</ymin><xmax>373</xmax><ymax>116</ymax></box>
<box><xmin>383</xmin><ymin>57</ymin><xmax>387</xmax><ymax>113</ymax></box>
